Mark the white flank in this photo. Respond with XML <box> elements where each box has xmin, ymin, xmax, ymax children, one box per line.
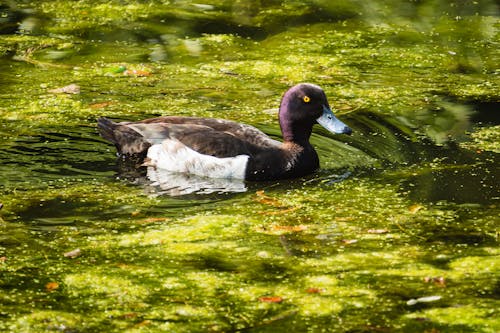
<box><xmin>147</xmin><ymin>139</ymin><xmax>249</xmax><ymax>179</ymax></box>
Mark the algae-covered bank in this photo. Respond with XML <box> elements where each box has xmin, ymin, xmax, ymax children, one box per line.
<box><xmin>0</xmin><ymin>1</ymin><xmax>499</xmax><ymax>332</ymax></box>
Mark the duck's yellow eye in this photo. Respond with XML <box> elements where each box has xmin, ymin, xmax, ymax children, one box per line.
<box><xmin>303</xmin><ymin>96</ymin><xmax>311</xmax><ymax>103</ymax></box>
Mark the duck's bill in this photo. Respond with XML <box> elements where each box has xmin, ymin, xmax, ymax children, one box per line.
<box><xmin>316</xmin><ymin>106</ymin><xmax>352</xmax><ymax>135</ymax></box>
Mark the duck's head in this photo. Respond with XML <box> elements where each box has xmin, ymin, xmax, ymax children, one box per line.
<box><xmin>279</xmin><ymin>83</ymin><xmax>352</xmax><ymax>143</ymax></box>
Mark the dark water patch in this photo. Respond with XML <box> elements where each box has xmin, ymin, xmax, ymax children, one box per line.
<box><xmin>1</xmin><ymin>126</ymin><xmax>116</xmax><ymax>178</ymax></box>
<box><xmin>0</xmin><ymin>56</ymin><xmax>20</xmax><ymax>91</ymax></box>
<box><xmin>4</xmin><ymin>185</ymin><xmax>221</xmax><ymax>230</ymax></box>
<box><xmin>183</xmin><ymin>4</ymin><xmax>359</xmax><ymax>40</ymax></box>
<box><xmin>14</xmin><ymin>196</ymin><xmax>94</xmax><ymax>224</ymax></box>
<box><xmin>8</xmin><ymin>0</ymin><xmax>363</xmax><ymax>46</ymax></box>
<box><xmin>329</xmin><ymin>111</ymin><xmax>478</xmax><ymax>166</ymax></box>
<box><xmin>400</xmin><ymin>160</ymin><xmax>499</xmax><ymax>205</ymax></box>
<box><xmin>193</xmin><ymin>251</ymin><xmax>240</xmax><ymax>272</ymax></box>
<box><xmin>279</xmin><ymin>233</ymin><xmax>340</xmax><ymax>258</ymax></box>
<box><xmin>164</xmin><ymin>15</ymin><xmax>268</xmax><ymax>40</ymax></box>
<box><xmin>0</xmin><ymin>3</ymin><xmax>27</xmax><ymax>34</ymax></box>
<box><xmin>467</xmin><ymin>101</ymin><xmax>499</xmax><ymax>126</ymax></box>
<box><xmin>426</xmin><ymin>232</ymin><xmax>496</xmax><ymax>246</ymax></box>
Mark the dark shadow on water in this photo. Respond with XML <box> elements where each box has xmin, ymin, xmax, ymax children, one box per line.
<box><xmin>400</xmin><ymin>160</ymin><xmax>499</xmax><ymax>205</ymax></box>
<box><xmin>0</xmin><ymin>3</ymin><xmax>27</xmax><ymax>35</ymax></box>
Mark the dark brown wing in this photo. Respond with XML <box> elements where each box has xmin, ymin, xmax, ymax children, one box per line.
<box><xmin>176</xmin><ymin>129</ymin><xmax>257</xmax><ymax>158</ymax></box>
<box><xmin>135</xmin><ymin>116</ymin><xmax>280</xmax><ymax>149</ymax></box>
<box><xmin>130</xmin><ymin>122</ymin><xmax>257</xmax><ymax>158</ymax></box>
<box><xmin>99</xmin><ymin>117</ymin><xmax>263</xmax><ymax>158</ymax></box>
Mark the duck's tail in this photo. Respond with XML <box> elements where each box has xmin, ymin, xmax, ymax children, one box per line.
<box><xmin>97</xmin><ymin>117</ymin><xmax>119</xmax><ymax>144</ymax></box>
<box><xmin>97</xmin><ymin>117</ymin><xmax>150</xmax><ymax>156</ymax></box>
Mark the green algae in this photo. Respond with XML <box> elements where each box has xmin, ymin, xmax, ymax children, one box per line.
<box><xmin>1</xmin><ymin>177</ymin><xmax>498</xmax><ymax>332</ymax></box>
<box><xmin>461</xmin><ymin>125</ymin><xmax>500</xmax><ymax>153</ymax></box>
<box><xmin>1</xmin><ymin>0</ymin><xmax>499</xmax><ymax>332</ymax></box>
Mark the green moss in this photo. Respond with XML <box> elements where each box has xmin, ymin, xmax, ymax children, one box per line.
<box><xmin>0</xmin><ymin>35</ymin><xmax>73</xmax><ymax>57</ymax></box>
<box><xmin>461</xmin><ymin>126</ymin><xmax>500</xmax><ymax>153</ymax></box>
<box><xmin>405</xmin><ymin>306</ymin><xmax>499</xmax><ymax>333</ymax></box>
<box><xmin>9</xmin><ymin>311</ymin><xmax>86</xmax><ymax>333</ymax></box>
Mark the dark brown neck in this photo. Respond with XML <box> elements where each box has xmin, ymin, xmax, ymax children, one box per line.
<box><xmin>280</xmin><ymin>120</ymin><xmax>313</xmax><ymax>145</ymax></box>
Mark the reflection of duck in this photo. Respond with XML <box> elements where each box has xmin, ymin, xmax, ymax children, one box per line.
<box><xmin>98</xmin><ymin>83</ymin><xmax>352</xmax><ymax>181</ymax></box>
<box><xmin>145</xmin><ymin>167</ymin><xmax>247</xmax><ymax>196</ymax></box>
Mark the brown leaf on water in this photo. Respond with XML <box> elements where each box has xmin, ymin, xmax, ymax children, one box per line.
<box><xmin>255</xmin><ymin>190</ymin><xmax>300</xmax><ymax>215</ymax></box>
<box><xmin>341</xmin><ymin>239</ymin><xmax>358</xmax><ymax>245</ymax></box>
<box><xmin>255</xmin><ymin>190</ymin><xmax>285</xmax><ymax>207</ymax></box>
<box><xmin>258</xmin><ymin>296</ymin><xmax>283</xmax><ymax>303</ymax></box>
<box><xmin>367</xmin><ymin>228</ymin><xmax>389</xmax><ymax>234</ymax></box>
<box><xmin>306</xmin><ymin>287</ymin><xmax>323</xmax><ymax>294</ymax></box>
<box><xmin>409</xmin><ymin>204</ymin><xmax>424</xmax><ymax>214</ymax></box>
<box><xmin>271</xmin><ymin>225</ymin><xmax>307</xmax><ymax>232</ymax></box>
<box><xmin>45</xmin><ymin>282</ymin><xmax>59</xmax><ymax>292</ymax></box>
<box><xmin>0</xmin><ymin>256</ymin><xmax>6</xmax><ymax>263</ymax></box>
<box><xmin>63</xmin><ymin>248</ymin><xmax>81</xmax><ymax>259</ymax></box>
<box><xmin>254</xmin><ymin>191</ymin><xmax>300</xmax><ymax>215</ymax></box>
<box><xmin>89</xmin><ymin>101</ymin><xmax>115</xmax><ymax>109</ymax></box>
<box><xmin>424</xmin><ymin>276</ymin><xmax>446</xmax><ymax>287</ymax></box>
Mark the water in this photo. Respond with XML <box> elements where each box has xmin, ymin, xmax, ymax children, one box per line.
<box><xmin>0</xmin><ymin>1</ymin><xmax>499</xmax><ymax>332</ymax></box>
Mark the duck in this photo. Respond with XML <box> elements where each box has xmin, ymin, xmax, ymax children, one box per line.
<box><xmin>98</xmin><ymin>83</ymin><xmax>352</xmax><ymax>181</ymax></box>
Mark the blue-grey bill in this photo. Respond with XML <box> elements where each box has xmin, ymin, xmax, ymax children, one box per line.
<box><xmin>316</xmin><ymin>106</ymin><xmax>352</xmax><ymax>135</ymax></box>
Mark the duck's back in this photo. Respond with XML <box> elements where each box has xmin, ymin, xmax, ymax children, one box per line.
<box><xmin>135</xmin><ymin>116</ymin><xmax>280</xmax><ymax>149</ymax></box>
<box><xmin>98</xmin><ymin>116</ymin><xmax>280</xmax><ymax>157</ymax></box>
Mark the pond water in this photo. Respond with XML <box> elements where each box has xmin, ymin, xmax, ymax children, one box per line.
<box><xmin>0</xmin><ymin>1</ymin><xmax>499</xmax><ymax>332</ymax></box>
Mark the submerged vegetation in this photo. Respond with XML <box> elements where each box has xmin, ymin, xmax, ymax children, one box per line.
<box><xmin>0</xmin><ymin>0</ymin><xmax>499</xmax><ymax>332</ymax></box>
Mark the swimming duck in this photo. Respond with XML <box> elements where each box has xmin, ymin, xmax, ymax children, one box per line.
<box><xmin>98</xmin><ymin>83</ymin><xmax>352</xmax><ymax>181</ymax></box>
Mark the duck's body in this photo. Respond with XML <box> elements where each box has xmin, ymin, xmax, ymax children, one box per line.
<box><xmin>98</xmin><ymin>83</ymin><xmax>352</xmax><ymax>181</ymax></box>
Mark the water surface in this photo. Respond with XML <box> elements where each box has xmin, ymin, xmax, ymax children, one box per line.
<box><xmin>0</xmin><ymin>1</ymin><xmax>499</xmax><ymax>332</ymax></box>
